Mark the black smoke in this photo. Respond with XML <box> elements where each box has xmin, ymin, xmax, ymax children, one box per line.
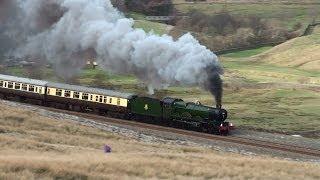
<box><xmin>206</xmin><ymin>65</ymin><xmax>224</xmax><ymax>108</ymax></box>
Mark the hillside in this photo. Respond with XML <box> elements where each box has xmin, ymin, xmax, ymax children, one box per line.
<box><xmin>173</xmin><ymin>0</ymin><xmax>320</xmax><ymax>28</ymax></box>
<box><xmin>253</xmin><ymin>31</ymin><xmax>320</xmax><ymax>71</ymax></box>
<box><xmin>167</xmin><ymin>0</ymin><xmax>320</xmax><ymax>52</ymax></box>
<box><xmin>1</xmin><ymin>102</ymin><xmax>320</xmax><ymax>179</ymax></box>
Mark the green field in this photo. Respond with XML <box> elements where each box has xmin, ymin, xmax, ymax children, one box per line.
<box><xmin>128</xmin><ymin>12</ymin><xmax>172</xmax><ymax>35</ymax></box>
<box><xmin>222</xmin><ymin>46</ymin><xmax>273</xmax><ymax>58</ymax></box>
<box><xmin>224</xmin><ymin>88</ymin><xmax>320</xmax><ymax>135</ymax></box>
<box><xmin>134</xmin><ymin>20</ymin><xmax>171</xmax><ymax>35</ymax></box>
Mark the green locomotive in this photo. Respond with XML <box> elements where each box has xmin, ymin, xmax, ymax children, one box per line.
<box><xmin>129</xmin><ymin>96</ymin><xmax>231</xmax><ymax>134</ymax></box>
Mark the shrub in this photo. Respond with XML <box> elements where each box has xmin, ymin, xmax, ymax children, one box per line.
<box><xmin>173</xmin><ymin>10</ymin><xmax>299</xmax><ymax>51</ymax></box>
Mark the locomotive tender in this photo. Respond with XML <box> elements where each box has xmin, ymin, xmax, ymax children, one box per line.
<box><xmin>0</xmin><ymin>74</ymin><xmax>232</xmax><ymax>134</ymax></box>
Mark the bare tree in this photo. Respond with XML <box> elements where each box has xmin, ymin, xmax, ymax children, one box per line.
<box><xmin>111</xmin><ymin>0</ymin><xmax>127</xmax><ymax>12</ymax></box>
<box><xmin>210</xmin><ymin>12</ymin><xmax>238</xmax><ymax>35</ymax></box>
<box><xmin>125</xmin><ymin>0</ymin><xmax>175</xmax><ymax>16</ymax></box>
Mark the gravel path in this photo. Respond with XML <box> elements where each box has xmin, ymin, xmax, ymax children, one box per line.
<box><xmin>1</xmin><ymin>100</ymin><xmax>320</xmax><ymax>163</ymax></box>
<box><xmin>231</xmin><ymin>129</ymin><xmax>320</xmax><ymax>150</ymax></box>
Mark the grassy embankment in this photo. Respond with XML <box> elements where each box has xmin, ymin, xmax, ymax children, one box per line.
<box><xmin>253</xmin><ymin>33</ymin><xmax>320</xmax><ymax>71</ymax></box>
<box><xmin>1</xmin><ymin>104</ymin><xmax>320</xmax><ymax>179</ymax></box>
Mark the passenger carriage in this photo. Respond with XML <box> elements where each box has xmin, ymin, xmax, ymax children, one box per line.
<box><xmin>45</xmin><ymin>82</ymin><xmax>135</xmax><ymax>117</ymax></box>
<box><xmin>0</xmin><ymin>74</ymin><xmax>47</xmax><ymax>104</ymax></box>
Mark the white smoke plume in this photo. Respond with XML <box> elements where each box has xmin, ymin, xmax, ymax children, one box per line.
<box><xmin>2</xmin><ymin>0</ymin><xmax>224</xmax><ymax>105</ymax></box>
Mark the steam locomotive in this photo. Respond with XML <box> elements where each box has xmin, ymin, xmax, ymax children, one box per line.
<box><xmin>0</xmin><ymin>74</ymin><xmax>233</xmax><ymax>135</ymax></box>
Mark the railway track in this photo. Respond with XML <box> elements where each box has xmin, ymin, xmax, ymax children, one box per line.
<box><xmin>39</xmin><ymin>105</ymin><xmax>320</xmax><ymax>158</ymax></box>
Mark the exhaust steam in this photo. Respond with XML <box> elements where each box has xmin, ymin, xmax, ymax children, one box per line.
<box><xmin>0</xmin><ymin>0</ymin><xmax>224</xmax><ymax>106</ymax></box>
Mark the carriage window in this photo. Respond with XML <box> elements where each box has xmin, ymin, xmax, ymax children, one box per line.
<box><xmin>73</xmin><ymin>92</ymin><xmax>80</xmax><ymax>99</ymax></box>
<box><xmin>109</xmin><ymin>98</ymin><xmax>112</xmax><ymax>104</ymax></box>
<box><xmin>0</xmin><ymin>81</ymin><xmax>3</xmax><ymax>87</ymax></box>
<box><xmin>117</xmin><ymin>98</ymin><xmax>121</xmax><ymax>105</ymax></box>
<box><xmin>103</xmin><ymin>97</ymin><xmax>107</xmax><ymax>103</ymax></box>
<box><xmin>64</xmin><ymin>90</ymin><xmax>71</xmax><ymax>97</ymax></box>
<box><xmin>4</xmin><ymin>82</ymin><xmax>7</xmax><ymax>88</ymax></box>
<box><xmin>29</xmin><ymin>85</ymin><xmax>35</xmax><ymax>92</ymax></box>
<box><xmin>90</xmin><ymin>95</ymin><xmax>93</xmax><ymax>101</ymax></box>
<box><xmin>47</xmin><ymin>88</ymin><xmax>50</xmax><ymax>94</ymax></box>
<box><xmin>82</xmin><ymin>93</ymin><xmax>89</xmax><ymax>100</ymax></box>
<box><xmin>8</xmin><ymin>82</ymin><xmax>14</xmax><ymax>89</ymax></box>
<box><xmin>15</xmin><ymin>83</ymin><xmax>21</xmax><ymax>90</ymax></box>
<box><xmin>22</xmin><ymin>84</ymin><xmax>28</xmax><ymax>91</ymax></box>
<box><xmin>35</xmin><ymin>87</ymin><xmax>38</xmax><ymax>93</ymax></box>
<box><xmin>99</xmin><ymin>96</ymin><xmax>103</xmax><ymax>103</ymax></box>
<box><xmin>56</xmin><ymin>89</ymin><xmax>62</xmax><ymax>96</ymax></box>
